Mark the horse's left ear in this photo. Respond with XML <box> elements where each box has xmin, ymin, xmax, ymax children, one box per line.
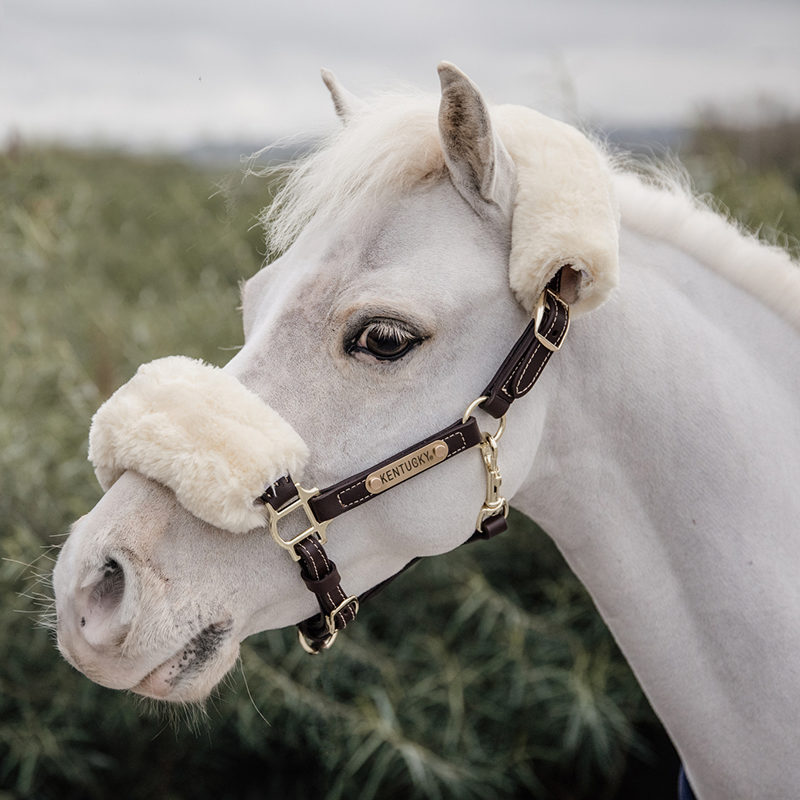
<box><xmin>321</xmin><ymin>68</ymin><xmax>365</xmax><ymax>124</ymax></box>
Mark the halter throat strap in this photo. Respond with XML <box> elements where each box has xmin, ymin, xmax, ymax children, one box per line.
<box><xmin>263</xmin><ymin>279</ymin><xmax>570</xmax><ymax>653</ymax></box>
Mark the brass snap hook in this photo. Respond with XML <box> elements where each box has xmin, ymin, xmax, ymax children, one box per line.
<box><xmin>463</xmin><ymin>397</ymin><xmax>510</xmax><ymax>532</ymax></box>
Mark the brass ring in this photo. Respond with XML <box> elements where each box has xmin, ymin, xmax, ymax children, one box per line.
<box><xmin>298</xmin><ymin>627</ymin><xmax>338</xmax><ymax>655</ymax></box>
<box><xmin>462</xmin><ymin>396</ymin><xmax>506</xmax><ymax>442</ymax></box>
<box><xmin>462</xmin><ymin>396</ymin><xmax>488</xmax><ymax>424</ymax></box>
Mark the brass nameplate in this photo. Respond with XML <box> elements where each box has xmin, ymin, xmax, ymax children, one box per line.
<box><xmin>365</xmin><ymin>440</ymin><xmax>449</xmax><ymax>495</ymax></box>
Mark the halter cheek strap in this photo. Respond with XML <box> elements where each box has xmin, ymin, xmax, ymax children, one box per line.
<box><xmin>479</xmin><ymin>286</ymin><xmax>569</xmax><ymax>418</ymax></box>
<box><xmin>264</xmin><ymin>278</ymin><xmax>570</xmax><ymax>653</ymax></box>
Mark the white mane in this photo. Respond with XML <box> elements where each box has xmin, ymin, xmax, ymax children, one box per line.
<box><xmin>264</xmin><ymin>91</ymin><xmax>800</xmax><ymax>329</ymax></box>
<box><xmin>612</xmin><ymin>171</ymin><xmax>800</xmax><ymax>329</ymax></box>
<box><xmin>263</xmin><ymin>92</ymin><xmax>443</xmax><ymax>255</ymax></box>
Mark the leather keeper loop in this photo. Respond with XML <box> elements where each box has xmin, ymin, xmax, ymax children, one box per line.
<box><xmin>478</xmin><ymin>513</ymin><xmax>509</xmax><ymax>540</ymax></box>
<box><xmin>300</xmin><ymin>560</ymin><xmax>342</xmax><ymax>596</ymax></box>
<box><xmin>261</xmin><ymin>475</ymin><xmax>299</xmax><ymax>511</ymax></box>
<box><xmin>467</xmin><ymin>513</ymin><xmax>509</xmax><ymax>543</ymax></box>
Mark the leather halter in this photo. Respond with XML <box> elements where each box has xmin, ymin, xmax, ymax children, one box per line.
<box><xmin>261</xmin><ymin>278</ymin><xmax>570</xmax><ymax>653</ymax></box>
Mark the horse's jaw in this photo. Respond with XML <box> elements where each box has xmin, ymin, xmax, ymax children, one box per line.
<box><xmin>129</xmin><ymin>620</ymin><xmax>240</xmax><ymax>702</ymax></box>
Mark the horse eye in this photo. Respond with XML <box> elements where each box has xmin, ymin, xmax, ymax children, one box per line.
<box><xmin>352</xmin><ymin>321</ymin><xmax>420</xmax><ymax>361</ymax></box>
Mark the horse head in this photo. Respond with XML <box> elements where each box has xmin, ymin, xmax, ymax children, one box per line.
<box><xmin>53</xmin><ymin>63</ymin><xmax>618</xmax><ymax>702</ymax></box>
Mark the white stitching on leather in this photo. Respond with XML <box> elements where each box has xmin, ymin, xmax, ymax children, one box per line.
<box><xmin>334</xmin><ymin>430</ymin><xmax>469</xmax><ymax>510</ymax></box>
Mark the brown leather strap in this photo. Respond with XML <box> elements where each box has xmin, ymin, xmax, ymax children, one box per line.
<box><xmin>479</xmin><ymin>280</ymin><xmax>570</xmax><ymax>418</ymax></box>
<box><xmin>469</xmin><ymin>511</ymin><xmax>509</xmax><ymax>542</ymax></box>
<box><xmin>356</xmin><ymin>557</ymin><xmax>420</xmax><ymax>605</ymax></box>
<box><xmin>261</xmin><ymin>486</ymin><xmax>358</xmax><ymax>652</ymax></box>
<box><xmin>308</xmin><ymin>416</ymin><xmax>483</xmax><ymax>522</ymax></box>
<box><xmin>260</xmin><ymin>474</ymin><xmax>298</xmax><ymax>510</ymax></box>
<box><xmin>294</xmin><ymin>536</ymin><xmax>357</xmax><ymax>649</ymax></box>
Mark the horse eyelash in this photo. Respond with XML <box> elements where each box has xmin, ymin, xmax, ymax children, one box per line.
<box><xmin>364</xmin><ymin>321</ymin><xmax>413</xmax><ymax>343</ymax></box>
<box><xmin>345</xmin><ymin>318</ymin><xmax>425</xmax><ymax>357</ymax></box>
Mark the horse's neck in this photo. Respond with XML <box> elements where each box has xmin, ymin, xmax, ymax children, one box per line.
<box><xmin>513</xmin><ymin>227</ymin><xmax>800</xmax><ymax>800</ymax></box>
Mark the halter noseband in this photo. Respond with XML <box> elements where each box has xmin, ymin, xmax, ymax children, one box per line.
<box><xmin>262</xmin><ymin>278</ymin><xmax>570</xmax><ymax>653</ymax></box>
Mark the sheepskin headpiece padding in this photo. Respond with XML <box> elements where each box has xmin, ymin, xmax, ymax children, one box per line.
<box><xmin>88</xmin><ymin>356</ymin><xmax>309</xmax><ymax>533</ymax></box>
<box><xmin>493</xmin><ymin>105</ymin><xmax>620</xmax><ymax>317</ymax></box>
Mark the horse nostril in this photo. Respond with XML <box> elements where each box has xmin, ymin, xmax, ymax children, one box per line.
<box><xmin>90</xmin><ymin>558</ymin><xmax>126</xmax><ymax>612</ymax></box>
<box><xmin>78</xmin><ymin>557</ymin><xmax>128</xmax><ymax>649</ymax></box>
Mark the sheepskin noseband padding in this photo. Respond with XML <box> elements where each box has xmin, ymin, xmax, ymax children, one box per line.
<box><xmin>88</xmin><ymin>356</ymin><xmax>309</xmax><ymax>533</ymax></box>
<box><xmin>493</xmin><ymin>105</ymin><xmax>620</xmax><ymax>318</ymax></box>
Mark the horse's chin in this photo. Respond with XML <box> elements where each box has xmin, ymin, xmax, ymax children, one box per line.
<box><xmin>130</xmin><ymin>623</ymin><xmax>240</xmax><ymax>703</ymax></box>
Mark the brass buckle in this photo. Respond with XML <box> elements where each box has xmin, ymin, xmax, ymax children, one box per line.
<box><xmin>265</xmin><ymin>483</ymin><xmax>330</xmax><ymax>562</ymax></box>
<box><xmin>534</xmin><ymin>288</ymin><xmax>568</xmax><ymax>352</ymax></box>
<box><xmin>475</xmin><ymin>431</ymin><xmax>509</xmax><ymax>532</ymax></box>
<box><xmin>325</xmin><ymin>595</ymin><xmax>359</xmax><ymax>637</ymax></box>
<box><xmin>295</xmin><ymin>595</ymin><xmax>359</xmax><ymax>655</ymax></box>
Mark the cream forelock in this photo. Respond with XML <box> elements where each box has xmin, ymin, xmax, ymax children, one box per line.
<box><xmin>88</xmin><ymin>356</ymin><xmax>309</xmax><ymax>533</ymax></box>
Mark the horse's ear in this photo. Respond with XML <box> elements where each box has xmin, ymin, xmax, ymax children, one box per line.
<box><xmin>321</xmin><ymin>68</ymin><xmax>365</xmax><ymax>125</ymax></box>
<box><xmin>437</xmin><ymin>62</ymin><xmax>515</xmax><ymax>218</ymax></box>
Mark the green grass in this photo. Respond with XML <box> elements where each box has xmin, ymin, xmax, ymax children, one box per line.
<box><xmin>686</xmin><ymin>114</ymin><xmax>800</xmax><ymax>254</ymax></box>
<box><xmin>1</xmin><ymin>129</ymin><xmax>797</xmax><ymax>799</ymax></box>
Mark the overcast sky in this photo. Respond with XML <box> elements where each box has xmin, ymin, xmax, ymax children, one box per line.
<box><xmin>2</xmin><ymin>0</ymin><xmax>799</xmax><ymax>149</ymax></box>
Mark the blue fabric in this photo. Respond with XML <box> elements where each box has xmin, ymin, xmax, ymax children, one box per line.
<box><xmin>678</xmin><ymin>764</ymin><xmax>697</xmax><ymax>800</ymax></box>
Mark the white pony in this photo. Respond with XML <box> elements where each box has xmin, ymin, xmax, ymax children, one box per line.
<box><xmin>53</xmin><ymin>63</ymin><xmax>800</xmax><ymax>800</ymax></box>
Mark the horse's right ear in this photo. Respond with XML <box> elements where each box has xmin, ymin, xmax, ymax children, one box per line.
<box><xmin>437</xmin><ymin>62</ymin><xmax>515</xmax><ymax>219</ymax></box>
<box><xmin>321</xmin><ymin>69</ymin><xmax>365</xmax><ymax>125</ymax></box>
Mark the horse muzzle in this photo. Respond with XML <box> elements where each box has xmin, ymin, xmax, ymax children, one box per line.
<box><xmin>53</xmin><ymin>469</ymin><xmax>247</xmax><ymax>702</ymax></box>
<box><xmin>53</xmin><ymin>356</ymin><xmax>320</xmax><ymax>696</ymax></box>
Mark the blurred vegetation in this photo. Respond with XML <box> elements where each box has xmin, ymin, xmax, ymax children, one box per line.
<box><xmin>685</xmin><ymin>106</ymin><xmax>800</xmax><ymax>254</ymax></box>
<box><xmin>1</xmin><ymin>114</ymin><xmax>797</xmax><ymax>799</ymax></box>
